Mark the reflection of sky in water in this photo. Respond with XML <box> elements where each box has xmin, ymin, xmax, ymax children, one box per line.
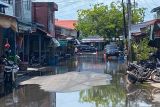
<box><xmin>56</xmin><ymin>92</ymin><xmax>94</xmax><ymax>107</ymax></box>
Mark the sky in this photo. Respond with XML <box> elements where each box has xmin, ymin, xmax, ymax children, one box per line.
<box><xmin>34</xmin><ymin>0</ymin><xmax>160</xmax><ymax>21</ymax></box>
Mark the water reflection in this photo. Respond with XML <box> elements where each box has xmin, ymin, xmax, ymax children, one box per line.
<box><xmin>0</xmin><ymin>53</ymin><xmax>160</xmax><ymax>107</ymax></box>
<box><xmin>79</xmin><ymin>72</ymin><xmax>126</xmax><ymax>107</ymax></box>
<box><xmin>0</xmin><ymin>83</ymin><xmax>56</xmax><ymax>107</ymax></box>
<box><xmin>126</xmin><ymin>84</ymin><xmax>160</xmax><ymax>107</ymax></box>
<box><xmin>105</xmin><ymin>60</ymin><xmax>127</xmax><ymax>74</ymax></box>
<box><xmin>54</xmin><ymin>54</ymin><xmax>126</xmax><ymax>74</ymax></box>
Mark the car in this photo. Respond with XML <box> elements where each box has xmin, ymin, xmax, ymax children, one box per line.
<box><xmin>104</xmin><ymin>44</ymin><xmax>120</xmax><ymax>58</ymax></box>
<box><xmin>76</xmin><ymin>44</ymin><xmax>97</xmax><ymax>53</ymax></box>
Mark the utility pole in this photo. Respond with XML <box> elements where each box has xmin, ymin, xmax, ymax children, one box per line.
<box><xmin>13</xmin><ymin>0</ymin><xmax>15</xmax><ymax>16</ymax></box>
<box><xmin>122</xmin><ymin>0</ymin><xmax>127</xmax><ymax>39</ymax></box>
<box><xmin>127</xmin><ymin>0</ymin><xmax>132</xmax><ymax>62</ymax></box>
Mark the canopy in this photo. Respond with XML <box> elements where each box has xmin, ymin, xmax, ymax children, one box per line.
<box><xmin>0</xmin><ymin>14</ymin><xmax>17</xmax><ymax>32</ymax></box>
<box><xmin>49</xmin><ymin>38</ymin><xmax>60</xmax><ymax>48</ymax></box>
<box><xmin>58</xmin><ymin>39</ymin><xmax>68</xmax><ymax>47</ymax></box>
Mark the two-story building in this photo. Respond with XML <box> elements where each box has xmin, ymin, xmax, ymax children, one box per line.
<box><xmin>1</xmin><ymin>0</ymin><xmax>59</xmax><ymax>66</ymax></box>
<box><xmin>130</xmin><ymin>6</ymin><xmax>160</xmax><ymax>48</ymax></box>
<box><xmin>0</xmin><ymin>1</ymin><xmax>17</xmax><ymax>57</ymax></box>
<box><xmin>55</xmin><ymin>20</ymin><xmax>78</xmax><ymax>39</ymax></box>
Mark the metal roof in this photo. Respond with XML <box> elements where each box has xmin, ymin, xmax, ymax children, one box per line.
<box><xmin>151</xmin><ymin>6</ymin><xmax>160</xmax><ymax>12</ymax></box>
<box><xmin>0</xmin><ymin>1</ymin><xmax>10</xmax><ymax>7</ymax></box>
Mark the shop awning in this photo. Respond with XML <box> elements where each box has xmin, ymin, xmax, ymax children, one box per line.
<box><xmin>0</xmin><ymin>1</ymin><xmax>10</xmax><ymax>7</ymax></box>
<box><xmin>0</xmin><ymin>14</ymin><xmax>17</xmax><ymax>32</ymax></box>
<box><xmin>58</xmin><ymin>39</ymin><xmax>68</xmax><ymax>47</ymax></box>
<box><xmin>49</xmin><ymin>38</ymin><xmax>60</xmax><ymax>48</ymax></box>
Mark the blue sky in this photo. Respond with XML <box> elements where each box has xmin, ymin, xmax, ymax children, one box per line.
<box><xmin>36</xmin><ymin>0</ymin><xmax>160</xmax><ymax>21</ymax></box>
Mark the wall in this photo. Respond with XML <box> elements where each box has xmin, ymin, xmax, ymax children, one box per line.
<box><xmin>5</xmin><ymin>5</ymin><xmax>14</xmax><ymax>16</ymax></box>
<box><xmin>61</xmin><ymin>28</ymin><xmax>77</xmax><ymax>38</ymax></box>
<box><xmin>157</xmin><ymin>11</ymin><xmax>160</xmax><ymax>19</ymax></box>
<box><xmin>32</xmin><ymin>2</ymin><xmax>58</xmax><ymax>37</ymax></box>
<box><xmin>32</xmin><ymin>3</ymin><xmax>49</xmax><ymax>32</ymax></box>
<box><xmin>22</xmin><ymin>0</ymin><xmax>32</xmax><ymax>22</ymax></box>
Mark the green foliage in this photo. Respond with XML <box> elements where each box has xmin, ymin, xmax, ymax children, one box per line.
<box><xmin>76</xmin><ymin>2</ymin><xmax>146</xmax><ymax>39</ymax></box>
<box><xmin>132</xmin><ymin>38</ymin><xmax>156</xmax><ymax>61</ymax></box>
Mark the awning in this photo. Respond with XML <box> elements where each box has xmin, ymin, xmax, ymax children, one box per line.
<box><xmin>0</xmin><ymin>1</ymin><xmax>10</xmax><ymax>7</ymax></box>
<box><xmin>49</xmin><ymin>38</ymin><xmax>60</xmax><ymax>48</ymax></box>
<box><xmin>58</xmin><ymin>39</ymin><xmax>68</xmax><ymax>47</ymax></box>
<box><xmin>18</xmin><ymin>21</ymin><xmax>32</xmax><ymax>33</ymax></box>
<box><xmin>0</xmin><ymin>14</ymin><xmax>17</xmax><ymax>32</ymax></box>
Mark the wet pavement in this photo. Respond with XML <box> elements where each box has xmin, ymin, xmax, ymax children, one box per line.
<box><xmin>0</xmin><ymin>53</ymin><xmax>160</xmax><ymax>107</ymax></box>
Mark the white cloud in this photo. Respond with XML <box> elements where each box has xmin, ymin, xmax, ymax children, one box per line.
<box><xmin>53</xmin><ymin>0</ymin><xmax>160</xmax><ymax>21</ymax></box>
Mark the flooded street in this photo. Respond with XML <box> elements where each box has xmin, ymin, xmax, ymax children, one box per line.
<box><xmin>0</xmin><ymin>53</ymin><xmax>160</xmax><ymax>107</ymax></box>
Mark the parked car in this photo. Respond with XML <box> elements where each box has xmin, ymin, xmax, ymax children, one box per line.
<box><xmin>76</xmin><ymin>44</ymin><xmax>97</xmax><ymax>53</ymax></box>
<box><xmin>104</xmin><ymin>44</ymin><xmax>120</xmax><ymax>58</ymax></box>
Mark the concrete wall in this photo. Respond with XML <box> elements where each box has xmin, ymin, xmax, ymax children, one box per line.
<box><xmin>61</xmin><ymin>28</ymin><xmax>77</xmax><ymax>38</ymax></box>
<box><xmin>22</xmin><ymin>0</ymin><xmax>32</xmax><ymax>22</ymax></box>
<box><xmin>32</xmin><ymin>3</ymin><xmax>48</xmax><ymax>30</ymax></box>
<box><xmin>5</xmin><ymin>5</ymin><xmax>14</xmax><ymax>16</ymax></box>
<box><xmin>32</xmin><ymin>2</ymin><xmax>58</xmax><ymax>37</ymax></box>
<box><xmin>157</xmin><ymin>11</ymin><xmax>160</xmax><ymax>19</ymax></box>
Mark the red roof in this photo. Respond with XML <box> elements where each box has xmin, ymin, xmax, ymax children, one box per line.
<box><xmin>55</xmin><ymin>20</ymin><xmax>77</xmax><ymax>30</ymax></box>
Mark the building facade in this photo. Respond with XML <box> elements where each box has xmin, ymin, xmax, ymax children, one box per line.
<box><xmin>55</xmin><ymin>20</ymin><xmax>78</xmax><ymax>39</ymax></box>
<box><xmin>0</xmin><ymin>1</ymin><xmax>18</xmax><ymax>57</ymax></box>
<box><xmin>32</xmin><ymin>2</ymin><xmax>58</xmax><ymax>37</ymax></box>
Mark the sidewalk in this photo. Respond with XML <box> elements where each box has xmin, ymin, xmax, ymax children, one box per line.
<box><xmin>18</xmin><ymin>66</ymin><xmax>55</xmax><ymax>77</ymax></box>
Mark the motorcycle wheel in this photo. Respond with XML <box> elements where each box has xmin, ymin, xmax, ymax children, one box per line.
<box><xmin>125</xmin><ymin>74</ymin><xmax>137</xmax><ymax>84</ymax></box>
<box><xmin>151</xmin><ymin>71</ymin><xmax>160</xmax><ymax>83</ymax></box>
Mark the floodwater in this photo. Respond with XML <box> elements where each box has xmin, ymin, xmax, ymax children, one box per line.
<box><xmin>0</xmin><ymin>53</ymin><xmax>160</xmax><ymax>107</ymax></box>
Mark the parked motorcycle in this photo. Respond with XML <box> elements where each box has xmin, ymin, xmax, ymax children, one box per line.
<box><xmin>126</xmin><ymin>59</ymin><xmax>160</xmax><ymax>84</ymax></box>
<box><xmin>3</xmin><ymin>57</ymin><xmax>19</xmax><ymax>83</ymax></box>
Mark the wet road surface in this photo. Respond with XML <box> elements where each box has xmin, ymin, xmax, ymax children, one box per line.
<box><xmin>0</xmin><ymin>53</ymin><xmax>160</xmax><ymax>107</ymax></box>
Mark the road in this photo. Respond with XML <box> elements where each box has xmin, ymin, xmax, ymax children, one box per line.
<box><xmin>0</xmin><ymin>53</ymin><xmax>160</xmax><ymax>107</ymax></box>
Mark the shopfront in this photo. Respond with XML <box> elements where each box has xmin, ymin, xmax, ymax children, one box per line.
<box><xmin>0</xmin><ymin>14</ymin><xmax>17</xmax><ymax>57</ymax></box>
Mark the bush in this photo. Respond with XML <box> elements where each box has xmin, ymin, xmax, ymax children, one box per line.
<box><xmin>132</xmin><ymin>38</ymin><xmax>156</xmax><ymax>62</ymax></box>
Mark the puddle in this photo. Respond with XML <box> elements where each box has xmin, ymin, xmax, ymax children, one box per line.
<box><xmin>20</xmin><ymin>71</ymin><xmax>112</xmax><ymax>92</ymax></box>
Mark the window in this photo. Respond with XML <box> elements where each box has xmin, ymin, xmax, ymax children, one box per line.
<box><xmin>2</xmin><ymin>0</ymin><xmax>13</xmax><ymax>4</ymax></box>
<box><xmin>24</xmin><ymin>0</ymin><xmax>31</xmax><ymax>10</ymax></box>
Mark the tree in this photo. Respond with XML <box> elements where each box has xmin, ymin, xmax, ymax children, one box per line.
<box><xmin>76</xmin><ymin>2</ymin><xmax>145</xmax><ymax>39</ymax></box>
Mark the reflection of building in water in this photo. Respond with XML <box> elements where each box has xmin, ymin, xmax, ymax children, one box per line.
<box><xmin>79</xmin><ymin>63</ymin><xmax>106</xmax><ymax>73</ymax></box>
<box><xmin>105</xmin><ymin>61</ymin><xmax>126</xmax><ymax>74</ymax></box>
<box><xmin>0</xmin><ymin>84</ymin><xmax>56</xmax><ymax>107</ymax></box>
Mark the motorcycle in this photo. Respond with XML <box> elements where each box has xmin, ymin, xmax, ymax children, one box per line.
<box><xmin>126</xmin><ymin>59</ymin><xmax>160</xmax><ymax>84</ymax></box>
<box><xmin>3</xmin><ymin>57</ymin><xmax>19</xmax><ymax>83</ymax></box>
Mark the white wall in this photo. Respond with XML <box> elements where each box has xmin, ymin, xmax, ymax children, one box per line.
<box><xmin>22</xmin><ymin>0</ymin><xmax>32</xmax><ymax>22</ymax></box>
<box><xmin>61</xmin><ymin>28</ymin><xmax>77</xmax><ymax>37</ymax></box>
<box><xmin>5</xmin><ymin>5</ymin><xmax>14</xmax><ymax>16</ymax></box>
